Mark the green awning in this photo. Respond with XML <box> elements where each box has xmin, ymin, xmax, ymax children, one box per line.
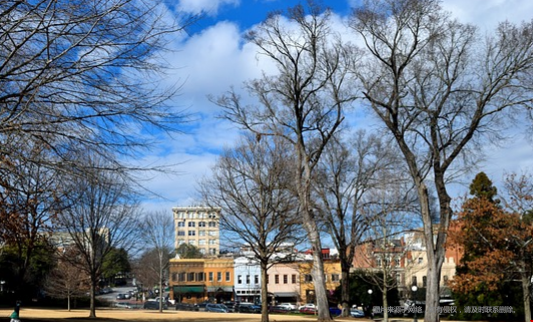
<box><xmin>207</xmin><ymin>286</ymin><xmax>233</xmax><ymax>293</ymax></box>
<box><xmin>173</xmin><ymin>285</ymin><xmax>205</xmax><ymax>293</ymax></box>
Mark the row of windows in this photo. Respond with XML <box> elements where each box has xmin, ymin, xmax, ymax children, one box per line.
<box><xmin>177</xmin><ymin>230</ymin><xmax>218</xmax><ymax>237</ymax></box>
<box><xmin>171</xmin><ymin>271</ymin><xmax>343</xmax><ymax>286</ymax></box>
<box><xmin>236</xmin><ymin>290</ymin><xmax>260</xmax><ymax>295</ymax></box>
<box><xmin>301</xmin><ymin>274</ymin><xmax>340</xmax><ymax>283</ymax></box>
<box><xmin>235</xmin><ymin>274</ymin><xmax>341</xmax><ymax>285</ymax></box>
<box><xmin>177</xmin><ymin>221</ymin><xmax>217</xmax><ymax>228</ymax></box>
<box><xmin>177</xmin><ymin>239</ymin><xmax>217</xmax><ymax>247</ymax></box>
<box><xmin>269</xmin><ymin>274</ymin><xmax>298</xmax><ymax>284</ymax></box>
<box><xmin>172</xmin><ymin>271</ymin><xmax>231</xmax><ymax>282</ymax></box>
<box><xmin>411</xmin><ymin>275</ymin><xmax>448</xmax><ymax>287</ymax></box>
<box><xmin>176</xmin><ymin>212</ymin><xmax>218</xmax><ymax>219</ymax></box>
<box><xmin>176</xmin><ymin>238</ymin><xmax>218</xmax><ymax>246</ymax></box>
<box><xmin>237</xmin><ymin>275</ymin><xmax>260</xmax><ymax>285</ymax></box>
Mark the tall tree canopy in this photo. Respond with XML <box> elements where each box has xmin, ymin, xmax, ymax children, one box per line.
<box><xmin>350</xmin><ymin>0</ymin><xmax>533</xmax><ymax>320</ymax></box>
<box><xmin>217</xmin><ymin>3</ymin><xmax>355</xmax><ymax>320</ymax></box>
<box><xmin>201</xmin><ymin>133</ymin><xmax>301</xmax><ymax>322</ymax></box>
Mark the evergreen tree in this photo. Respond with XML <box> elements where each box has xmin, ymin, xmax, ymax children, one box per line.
<box><xmin>176</xmin><ymin>244</ymin><xmax>203</xmax><ymax>259</ymax></box>
<box><xmin>450</xmin><ymin>173</ymin><xmax>528</xmax><ymax>320</ymax></box>
<box><xmin>469</xmin><ymin>172</ymin><xmax>498</xmax><ymax>203</ymax></box>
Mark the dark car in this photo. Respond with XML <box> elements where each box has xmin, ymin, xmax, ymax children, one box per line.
<box><xmin>143</xmin><ymin>301</ymin><xmax>168</xmax><ymax>310</ymax></box>
<box><xmin>223</xmin><ymin>301</ymin><xmax>237</xmax><ymax>312</ymax></box>
<box><xmin>269</xmin><ymin>305</ymin><xmax>292</xmax><ymax>313</ymax></box>
<box><xmin>205</xmin><ymin>303</ymin><xmax>228</xmax><ymax>313</ymax></box>
<box><xmin>237</xmin><ymin>303</ymin><xmax>261</xmax><ymax>313</ymax></box>
<box><xmin>329</xmin><ymin>307</ymin><xmax>342</xmax><ymax>316</ymax></box>
<box><xmin>175</xmin><ymin>303</ymin><xmax>199</xmax><ymax>311</ymax></box>
<box><xmin>116</xmin><ymin>293</ymin><xmax>126</xmax><ymax>300</ymax></box>
<box><xmin>197</xmin><ymin>300</ymin><xmax>212</xmax><ymax>311</ymax></box>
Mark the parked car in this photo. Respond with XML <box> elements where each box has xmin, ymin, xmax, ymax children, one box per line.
<box><xmin>350</xmin><ymin>308</ymin><xmax>365</xmax><ymax>318</ymax></box>
<box><xmin>278</xmin><ymin>303</ymin><xmax>296</xmax><ymax>311</ymax></box>
<box><xmin>269</xmin><ymin>305</ymin><xmax>292</xmax><ymax>313</ymax></box>
<box><xmin>298</xmin><ymin>303</ymin><xmax>316</xmax><ymax>310</ymax></box>
<box><xmin>101</xmin><ymin>287</ymin><xmax>113</xmax><ymax>294</ymax></box>
<box><xmin>150</xmin><ymin>296</ymin><xmax>176</xmax><ymax>305</ymax></box>
<box><xmin>114</xmin><ymin>302</ymin><xmax>132</xmax><ymax>309</ymax></box>
<box><xmin>299</xmin><ymin>306</ymin><xmax>318</xmax><ymax>314</ymax></box>
<box><xmin>175</xmin><ymin>302</ymin><xmax>199</xmax><ymax>311</ymax></box>
<box><xmin>197</xmin><ymin>300</ymin><xmax>212</xmax><ymax>311</ymax></box>
<box><xmin>205</xmin><ymin>303</ymin><xmax>228</xmax><ymax>313</ymax></box>
<box><xmin>116</xmin><ymin>294</ymin><xmax>126</xmax><ymax>300</ymax></box>
<box><xmin>143</xmin><ymin>301</ymin><xmax>168</xmax><ymax>310</ymax></box>
<box><xmin>329</xmin><ymin>307</ymin><xmax>342</xmax><ymax>316</ymax></box>
<box><xmin>236</xmin><ymin>303</ymin><xmax>261</xmax><ymax>313</ymax></box>
<box><xmin>223</xmin><ymin>301</ymin><xmax>237</xmax><ymax>312</ymax></box>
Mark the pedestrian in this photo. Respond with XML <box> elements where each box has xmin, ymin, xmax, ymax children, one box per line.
<box><xmin>10</xmin><ymin>302</ymin><xmax>21</xmax><ymax>322</ymax></box>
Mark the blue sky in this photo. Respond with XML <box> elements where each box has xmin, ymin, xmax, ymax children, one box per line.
<box><xmin>139</xmin><ymin>0</ymin><xmax>533</xmax><ymax>218</ymax></box>
<box><xmin>183</xmin><ymin>0</ymin><xmax>354</xmax><ymax>33</ymax></box>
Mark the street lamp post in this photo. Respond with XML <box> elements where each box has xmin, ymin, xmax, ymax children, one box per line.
<box><xmin>411</xmin><ymin>285</ymin><xmax>418</xmax><ymax>322</ymax></box>
<box><xmin>367</xmin><ymin>289</ymin><xmax>373</xmax><ymax>318</ymax></box>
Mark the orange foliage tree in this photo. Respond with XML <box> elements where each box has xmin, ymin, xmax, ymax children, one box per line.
<box><xmin>449</xmin><ymin>174</ymin><xmax>533</xmax><ymax>322</ymax></box>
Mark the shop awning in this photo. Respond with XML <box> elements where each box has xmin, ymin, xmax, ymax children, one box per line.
<box><xmin>207</xmin><ymin>286</ymin><xmax>233</xmax><ymax>293</ymax></box>
<box><xmin>173</xmin><ymin>285</ymin><xmax>205</xmax><ymax>293</ymax></box>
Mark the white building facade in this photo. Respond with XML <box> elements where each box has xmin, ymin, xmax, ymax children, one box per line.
<box><xmin>173</xmin><ymin>206</ymin><xmax>221</xmax><ymax>256</ymax></box>
<box><xmin>233</xmin><ymin>256</ymin><xmax>262</xmax><ymax>303</ymax></box>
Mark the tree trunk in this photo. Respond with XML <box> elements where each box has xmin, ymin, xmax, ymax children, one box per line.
<box><xmin>424</xmin><ymin>256</ymin><xmax>442</xmax><ymax>322</ymax></box>
<box><xmin>340</xmin><ymin>267</ymin><xmax>351</xmax><ymax>317</ymax></box>
<box><xmin>521</xmin><ymin>261</ymin><xmax>531</xmax><ymax>322</ymax></box>
<box><xmin>382</xmin><ymin>288</ymin><xmax>388</xmax><ymax>322</ymax></box>
<box><xmin>305</xmin><ymin>222</ymin><xmax>331</xmax><ymax>322</ymax></box>
<box><xmin>298</xmin><ymin>144</ymin><xmax>332</xmax><ymax>321</ymax></box>
<box><xmin>89</xmin><ymin>280</ymin><xmax>96</xmax><ymax>318</ymax></box>
<box><xmin>423</xmin><ymin>171</ymin><xmax>452</xmax><ymax>322</ymax></box>
<box><xmin>159</xmin><ymin>259</ymin><xmax>163</xmax><ymax>313</ymax></box>
<box><xmin>414</xmin><ymin>174</ymin><xmax>445</xmax><ymax>322</ymax></box>
<box><xmin>260</xmin><ymin>261</ymin><xmax>269</xmax><ymax>322</ymax></box>
<box><xmin>68</xmin><ymin>294</ymin><xmax>71</xmax><ymax>312</ymax></box>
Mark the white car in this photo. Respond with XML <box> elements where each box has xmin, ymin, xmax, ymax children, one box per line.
<box><xmin>298</xmin><ymin>303</ymin><xmax>316</xmax><ymax>310</ymax></box>
<box><xmin>278</xmin><ymin>303</ymin><xmax>296</xmax><ymax>310</ymax></box>
<box><xmin>350</xmin><ymin>308</ymin><xmax>365</xmax><ymax>317</ymax></box>
<box><xmin>149</xmin><ymin>297</ymin><xmax>176</xmax><ymax>305</ymax></box>
<box><xmin>114</xmin><ymin>302</ymin><xmax>132</xmax><ymax>309</ymax></box>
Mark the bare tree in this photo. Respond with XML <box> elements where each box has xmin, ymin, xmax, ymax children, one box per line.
<box><xmin>200</xmin><ymin>133</ymin><xmax>302</xmax><ymax>322</ymax></box>
<box><xmin>502</xmin><ymin>173</ymin><xmax>533</xmax><ymax>322</ymax></box>
<box><xmin>140</xmin><ymin>210</ymin><xmax>175</xmax><ymax>312</ymax></box>
<box><xmin>57</xmin><ymin>164</ymin><xmax>141</xmax><ymax>318</ymax></box>
<box><xmin>359</xmin><ymin>184</ymin><xmax>418</xmax><ymax>322</ymax></box>
<box><xmin>0</xmin><ymin>0</ymin><xmax>192</xmax><ymax>173</ymax></box>
<box><xmin>0</xmin><ymin>0</ymin><xmax>193</xmax><ymax>307</ymax></box>
<box><xmin>349</xmin><ymin>0</ymin><xmax>533</xmax><ymax>320</ymax></box>
<box><xmin>44</xmin><ymin>246</ymin><xmax>90</xmax><ymax>311</ymax></box>
<box><xmin>132</xmin><ymin>249</ymin><xmax>161</xmax><ymax>297</ymax></box>
<box><xmin>0</xmin><ymin>144</ymin><xmax>66</xmax><ymax>297</ymax></box>
<box><xmin>216</xmin><ymin>3</ymin><xmax>356</xmax><ymax>320</ymax></box>
<box><xmin>313</xmin><ymin>130</ymin><xmax>402</xmax><ymax>317</ymax></box>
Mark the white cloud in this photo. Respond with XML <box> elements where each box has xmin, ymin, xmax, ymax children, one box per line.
<box><xmin>438</xmin><ymin>0</ymin><xmax>531</xmax><ymax>30</ymax></box>
<box><xmin>346</xmin><ymin>0</ymin><xmax>532</xmax><ymax>30</ymax></box>
<box><xmin>177</xmin><ymin>0</ymin><xmax>240</xmax><ymax>16</ymax></box>
<box><xmin>140</xmin><ymin>0</ymin><xmax>533</xmax><ymax>212</ymax></box>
